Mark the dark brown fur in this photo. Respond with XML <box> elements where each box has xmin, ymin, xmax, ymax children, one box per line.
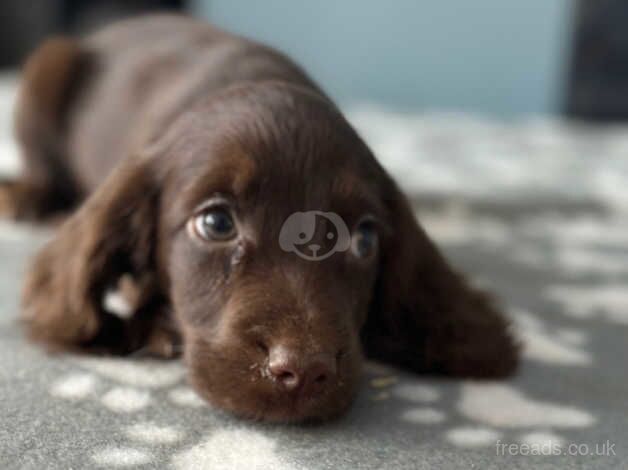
<box><xmin>3</xmin><ymin>14</ymin><xmax>519</xmax><ymax>422</ymax></box>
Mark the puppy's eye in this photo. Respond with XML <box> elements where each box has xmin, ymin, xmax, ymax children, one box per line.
<box><xmin>193</xmin><ymin>207</ymin><xmax>236</xmax><ymax>241</ymax></box>
<box><xmin>351</xmin><ymin>219</ymin><xmax>378</xmax><ymax>259</ymax></box>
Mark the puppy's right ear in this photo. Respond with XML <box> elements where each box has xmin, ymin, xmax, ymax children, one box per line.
<box><xmin>21</xmin><ymin>155</ymin><xmax>162</xmax><ymax>350</ymax></box>
<box><xmin>363</xmin><ymin>176</ymin><xmax>519</xmax><ymax>378</ymax></box>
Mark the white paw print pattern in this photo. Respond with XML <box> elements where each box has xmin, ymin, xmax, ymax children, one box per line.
<box><xmin>172</xmin><ymin>429</ymin><xmax>297</xmax><ymax>470</ymax></box>
<box><xmin>385</xmin><ymin>378</ymin><xmax>594</xmax><ymax>451</ymax></box>
<box><xmin>365</xmin><ymin>307</ymin><xmax>596</xmax><ymax>452</ymax></box>
<box><xmin>513</xmin><ymin>214</ymin><xmax>628</xmax><ymax>279</ymax></box>
<box><xmin>46</xmin><ymin>306</ymin><xmax>597</xmax><ymax>468</ymax></box>
<box><xmin>48</xmin><ymin>356</ymin><xmax>305</xmax><ymax>469</ymax></box>
<box><xmin>545</xmin><ymin>284</ymin><xmax>628</xmax><ymax>325</ymax></box>
<box><xmin>48</xmin><ymin>357</ymin><xmax>198</xmax><ymax>468</ymax></box>
<box><xmin>512</xmin><ymin>308</ymin><xmax>592</xmax><ymax>366</ymax></box>
<box><xmin>90</xmin><ymin>424</ymin><xmax>185</xmax><ymax>467</ymax></box>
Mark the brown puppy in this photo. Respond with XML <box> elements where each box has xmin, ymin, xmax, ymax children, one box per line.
<box><xmin>3</xmin><ymin>14</ymin><xmax>518</xmax><ymax>422</ymax></box>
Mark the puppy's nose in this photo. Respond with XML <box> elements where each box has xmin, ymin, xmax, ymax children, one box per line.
<box><xmin>268</xmin><ymin>346</ymin><xmax>336</xmax><ymax>396</ymax></box>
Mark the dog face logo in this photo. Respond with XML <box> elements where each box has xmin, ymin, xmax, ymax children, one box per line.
<box><xmin>279</xmin><ymin>211</ymin><xmax>351</xmax><ymax>261</ymax></box>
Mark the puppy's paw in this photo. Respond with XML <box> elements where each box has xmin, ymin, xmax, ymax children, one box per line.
<box><xmin>0</xmin><ymin>179</ymin><xmax>72</xmax><ymax>223</ymax></box>
<box><xmin>0</xmin><ymin>179</ymin><xmax>41</xmax><ymax>221</ymax></box>
<box><xmin>22</xmin><ymin>299</ymin><xmax>102</xmax><ymax>349</ymax></box>
<box><xmin>145</xmin><ymin>326</ymin><xmax>181</xmax><ymax>358</ymax></box>
<box><xmin>21</xmin><ymin>235</ymin><xmax>103</xmax><ymax>349</ymax></box>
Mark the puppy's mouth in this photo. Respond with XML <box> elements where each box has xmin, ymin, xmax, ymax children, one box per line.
<box><xmin>272</xmin><ymin>377</ymin><xmax>334</xmax><ymax>406</ymax></box>
<box><xmin>191</xmin><ymin>374</ymin><xmax>353</xmax><ymax>423</ymax></box>
<box><xmin>257</xmin><ymin>383</ymin><xmax>354</xmax><ymax>423</ymax></box>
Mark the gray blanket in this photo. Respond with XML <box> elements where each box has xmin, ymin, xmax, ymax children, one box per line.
<box><xmin>1</xmin><ymin>77</ymin><xmax>626</xmax><ymax>469</ymax></box>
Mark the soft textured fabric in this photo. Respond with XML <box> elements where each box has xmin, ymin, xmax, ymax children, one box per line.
<box><xmin>1</xmin><ymin>76</ymin><xmax>627</xmax><ymax>469</ymax></box>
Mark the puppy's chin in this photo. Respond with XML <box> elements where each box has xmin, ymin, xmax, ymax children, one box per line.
<box><xmin>193</xmin><ymin>382</ymin><xmax>358</xmax><ymax>423</ymax></box>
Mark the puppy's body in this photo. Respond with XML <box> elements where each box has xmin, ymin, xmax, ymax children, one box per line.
<box><xmin>16</xmin><ymin>15</ymin><xmax>318</xmax><ymax>204</ymax></box>
<box><xmin>6</xmin><ymin>14</ymin><xmax>518</xmax><ymax>422</ymax></box>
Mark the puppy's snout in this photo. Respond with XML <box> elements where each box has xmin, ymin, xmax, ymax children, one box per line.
<box><xmin>267</xmin><ymin>345</ymin><xmax>337</xmax><ymax>396</ymax></box>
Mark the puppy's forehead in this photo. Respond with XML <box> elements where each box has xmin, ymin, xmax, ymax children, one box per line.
<box><xmin>170</xmin><ymin>83</ymin><xmax>383</xmax><ymax>214</ymax></box>
<box><xmin>181</xmin><ymin>143</ymin><xmax>380</xmax><ymax>217</ymax></box>
<box><xmin>183</xmin><ymin>145</ymin><xmax>257</xmax><ymax>205</ymax></box>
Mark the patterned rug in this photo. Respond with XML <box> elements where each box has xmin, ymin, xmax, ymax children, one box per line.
<box><xmin>1</xmin><ymin>76</ymin><xmax>627</xmax><ymax>469</ymax></box>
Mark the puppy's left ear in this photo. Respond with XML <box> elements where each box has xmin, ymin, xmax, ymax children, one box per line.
<box><xmin>21</xmin><ymin>154</ymin><xmax>163</xmax><ymax>351</ymax></box>
<box><xmin>363</xmin><ymin>179</ymin><xmax>519</xmax><ymax>378</ymax></box>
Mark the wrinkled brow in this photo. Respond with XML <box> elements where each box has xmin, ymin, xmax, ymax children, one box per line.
<box><xmin>330</xmin><ymin>171</ymin><xmax>387</xmax><ymax>220</ymax></box>
<box><xmin>165</xmin><ymin>147</ymin><xmax>256</xmax><ymax>227</ymax></box>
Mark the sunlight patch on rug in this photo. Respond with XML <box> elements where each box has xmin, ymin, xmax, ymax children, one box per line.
<box><xmin>125</xmin><ymin>422</ymin><xmax>184</xmax><ymax>444</ymax></box>
<box><xmin>545</xmin><ymin>284</ymin><xmax>628</xmax><ymax>324</ymax></box>
<box><xmin>512</xmin><ymin>308</ymin><xmax>591</xmax><ymax>366</ymax></box>
<box><xmin>75</xmin><ymin>357</ymin><xmax>185</xmax><ymax>388</ymax></box>
<box><xmin>168</xmin><ymin>386</ymin><xmax>207</xmax><ymax>408</ymax></box>
<box><xmin>101</xmin><ymin>387</ymin><xmax>151</xmax><ymax>413</ymax></box>
<box><xmin>445</xmin><ymin>426</ymin><xmax>502</xmax><ymax>448</ymax></box>
<box><xmin>50</xmin><ymin>373</ymin><xmax>97</xmax><ymax>400</ymax></box>
<box><xmin>458</xmin><ymin>383</ymin><xmax>595</xmax><ymax>429</ymax></box>
<box><xmin>92</xmin><ymin>447</ymin><xmax>152</xmax><ymax>467</ymax></box>
<box><xmin>172</xmin><ymin>428</ymin><xmax>297</xmax><ymax>470</ymax></box>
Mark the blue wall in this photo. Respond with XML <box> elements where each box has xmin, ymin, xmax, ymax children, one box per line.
<box><xmin>194</xmin><ymin>1</ymin><xmax>573</xmax><ymax>117</ymax></box>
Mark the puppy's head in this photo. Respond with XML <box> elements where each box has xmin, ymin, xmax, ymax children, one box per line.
<box><xmin>23</xmin><ymin>82</ymin><xmax>518</xmax><ymax>422</ymax></box>
<box><xmin>157</xmin><ymin>83</ymin><xmax>386</xmax><ymax>421</ymax></box>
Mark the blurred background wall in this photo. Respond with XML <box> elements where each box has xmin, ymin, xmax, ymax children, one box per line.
<box><xmin>3</xmin><ymin>1</ymin><xmax>628</xmax><ymax>120</ymax></box>
<box><xmin>194</xmin><ymin>0</ymin><xmax>573</xmax><ymax>117</ymax></box>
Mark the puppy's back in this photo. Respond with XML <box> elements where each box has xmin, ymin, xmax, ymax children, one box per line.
<box><xmin>18</xmin><ymin>14</ymin><xmax>320</xmax><ymax>193</ymax></box>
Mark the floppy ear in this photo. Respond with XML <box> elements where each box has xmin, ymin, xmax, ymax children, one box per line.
<box><xmin>21</xmin><ymin>156</ymin><xmax>163</xmax><ymax>352</ymax></box>
<box><xmin>362</xmin><ymin>179</ymin><xmax>519</xmax><ymax>378</ymax></box>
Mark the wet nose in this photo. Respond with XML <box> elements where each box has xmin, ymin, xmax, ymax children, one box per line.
<box><xmin>268</xmin><ymin>346</ymin><xmax>337</xmax><ymax>396</ymax></box>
